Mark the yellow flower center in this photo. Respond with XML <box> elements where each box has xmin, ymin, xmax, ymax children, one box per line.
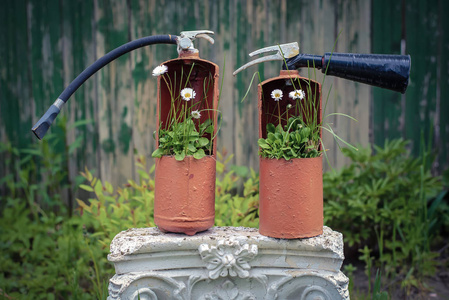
<box><xmin>185</xmin><ymin>93</ymin><xmax>191</xmax><ymax>98</ymax></box>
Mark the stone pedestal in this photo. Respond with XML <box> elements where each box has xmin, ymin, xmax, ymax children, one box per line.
<box><xmin>107</xmin><ymin>226</ymin><xmax>349</xmax><ymax>299</ymax></box>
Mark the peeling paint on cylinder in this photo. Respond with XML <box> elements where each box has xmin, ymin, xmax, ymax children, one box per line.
<box><xmin>154</xmin><ymin>155</ymin><xmax>216</xmax><ymax>235</ymax></box>
<box><xmin>259</xmin><ymin>156</ymin><xmax>323</xmax><ymax>239</ymax></box>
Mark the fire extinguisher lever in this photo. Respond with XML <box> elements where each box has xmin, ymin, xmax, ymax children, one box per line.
<box><xmin>177</xmin><ymin>30</ymin><xmax>215</xmax><ymax>54</ymax></box>
<box><xmin>232</xmin><ymin>42</ymin><xmax>300</xmax><ymax>75</ymax></box>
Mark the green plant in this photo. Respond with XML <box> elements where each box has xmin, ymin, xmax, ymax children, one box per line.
<box><xmin>151</xmin><ymin>63</ymin><xmax>218</xmax><ymax>161</ymax></box>
<box><xmin>0</xmin><ymin>116</ymin><xmax>89</xmax><ymax>215</ymax></box>
<box><xmin>342</xmin><ymin>263</ymin><xmax>357</xmax><ymax>295</ymax></box>
<box><xmin>372</xmin><ymin>269</ymin><xmax>389</xmax><ymax>300</ymax></box>
<box><xmin>77</xmin><ymin>155</ymin><xmax>156</xmax><ymax>247</ymax></box>
<box><xmin>153</xmin><ymin>118</ymin><xmax>214</xmax><ymax>160</ymax></box>
<box><xmin>0</xmin><ymin>133</ymin><xmax>107</xmax><ymax>299</ymax></box>
<box><xmin>258</xmin><ymin>116</ymin><xmax>320</xmax><ymax>159</ymax></box>
<box><xmin>215</xmin><ymin>151</ymin><xmax>259</xmax><ymax>227</ymax></box>
<box><xmin>324</xmin><ymin>139</ymin><xmax>443</xmax><ymax>290</ymax></box>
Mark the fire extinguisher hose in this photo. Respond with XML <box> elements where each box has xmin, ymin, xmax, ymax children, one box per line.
<box><xmin>285</xmin><ymin>52</ymin><xmax>410</xmax><ymax>94</ymax></box>
<box><xmin>32</xmin><ymin>34</ymin><xmax>178</xmax><ymax>140</ymax></box>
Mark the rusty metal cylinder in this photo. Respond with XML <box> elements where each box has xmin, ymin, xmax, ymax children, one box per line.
<box><xmin>154</xmin><ymin>52</ymin><xmax>219</xmax><ymax>235</ymax></box>
<box><xmin>259</xmin><ymin>156</ymin><xmax>323</xmax><ymax>238</ymax></box>
<box><xmin>155</xmin><ymin>156</ymin><xmax>216</xmax><ymax>235</ymax></box>
<box><xmin>258</xmin><ymin>70</ymin><xmax>323</xmax><ymax>239</ymax></box>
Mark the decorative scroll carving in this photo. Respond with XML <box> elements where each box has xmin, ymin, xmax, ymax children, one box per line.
<box><xmin>198</xmin><ymin>239</ymin><xmax>258</xmax><ymax>279</ymax></box>
<box><xmin>107</xmin><ymin>273</ymin><xmax>186</xmax><ymax>300</ymax></box>
<box><xmin>201</xmin><ymin>280</ymin><xmax>256</xmax><ymax>300</ymax></box>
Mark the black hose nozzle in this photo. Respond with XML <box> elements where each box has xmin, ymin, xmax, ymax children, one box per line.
<box><xmin>32</xmin><ymin>104</ymin><xmax>61</xmax><ymax>140</ymax></box>
<box><xmin>285</xmin><ymin>53</ymin><xmax>411</xmax><ymax>94</ymax></box>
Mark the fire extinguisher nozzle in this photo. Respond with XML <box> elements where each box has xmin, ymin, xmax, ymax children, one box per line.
<box><xmin>31</xmin><ymin>105</ymin><xmax>61</xmax><ymax>140</ymax></box>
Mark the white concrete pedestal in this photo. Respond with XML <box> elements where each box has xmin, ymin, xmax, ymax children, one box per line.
<box><xmin>107</xmin><ymin>226</ymin><xmax>349</xmax><ymax>299</ymax></box>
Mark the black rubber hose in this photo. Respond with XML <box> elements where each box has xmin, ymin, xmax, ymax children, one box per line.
<box><xmin>285</xmin><ymin>52</ymin><xmax>411</xmax><ymax>94</ymax></box>
<box><xmin>322</xmin><ymin>53</ymin><xmax>410</xmax><ymax>94</ymax></box>
<box><xmin>32</xmin><ymin>34</ymin><xmax>178</xmax><ymax>140</ymax></box>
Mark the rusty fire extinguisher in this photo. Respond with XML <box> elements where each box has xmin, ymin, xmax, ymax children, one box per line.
<box><xmin>233</xmin><ymin>42</ymin><xmax>411</xmax><ymax>239</ymax></box>
<box><xmin>32</xmin><ymin>30</ymin><xmax>220</xmax><ymax>236</ymax></box>
<box><xmin>153</xmin><ymin>31</ymin><xmax>219</xmax><ymax>235</ymax></box>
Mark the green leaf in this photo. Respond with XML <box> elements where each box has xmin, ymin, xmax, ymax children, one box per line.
<box><xmin>151</xmin><ymin>148</ymin><xmax>164</xmax><ymax>158</ymax></box>
<box><xmin>187</xmin><ymin>144</ymin><xmax>197</xmax><ymax>153</ymax></box>
<box><xmin>69</xmin><ymin>136</ymin><xmax>83</xmax><ymax>154</ymax></box>
<box><xmin>267</xmin><ymin>123</ymin><xmax>276</xmax><ymax>133</ymax></box>
<box><xmin>68</xmin><ymin>118</ymin><xmax>94</xmax><ymax>129</ymax></box>
<box><xmin>80</xmin><ymin>184</ymin><xmax>94</xmax><ymax>192</ymax></box>
<box><xmin>267</xmin><ymin>133</ymin><xmax>276</xmax><ymax>143</ymax></box>
<box><xmin>198</xmin><ymin>137</ymin><xmax>210</xmax><ymax>147</ymax></box>
<box><xmin>193</xmin><ymin>149</ymin><xmax>206</xmax><ymax>159</ymax></box>
<box><xmin>137</xmin><ymin>169</ymin><xmax>150</xmax><ymax>180</ymax></box>
<box><xmin>175</xmin><ymin>152</ymin><xmax>186</xmax><ymax>161</ymax></box>
<box><xmin>105</xmin><ymin>181</ymin><xmax>114</xmax><ymax>194</ymax></box>
<box><xmin>258</xmin><ymin>139</ymin><xmax>271</xmax><ymax>149</ymax></box>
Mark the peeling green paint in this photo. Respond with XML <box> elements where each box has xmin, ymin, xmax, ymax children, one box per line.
<box><xmin>1</xmin><ymin>0</ymin><xmax>447</xmax><ymax>190</ymax></box>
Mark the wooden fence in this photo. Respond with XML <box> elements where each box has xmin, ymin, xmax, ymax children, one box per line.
<box><xmin>0</xmin><ymin>0</ymin><xmax>447</xmax><ymax>191</ymax></box>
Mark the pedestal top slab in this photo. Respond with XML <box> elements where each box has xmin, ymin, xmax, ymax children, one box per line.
<box><xmin>109</xmin><ymin>226</ymin><xmax>343</xmax><ymax>259</ymax></box>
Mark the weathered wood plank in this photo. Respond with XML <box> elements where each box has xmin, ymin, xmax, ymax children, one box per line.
<box><xmin>405</xmin><ymin>0</ymin><xmax>438</xmax><ymax>153</ymax></box>
<box><xmin>437</xmin><ymin>0</ymin><xmax>449</xmax><ymax>171</ymax></box>
<box><xmin>2</xmin><ymin>0</ymin><xmax>447</xmax><ymax>194</ymax></box>
<box><xmin>372</xmin><ymin>0</ymin><xmax>448</xmax><ymax>172</ymax></box>
<box><xmin>372</xmin><ymin>0</ymin><xmax>403</xmax><ymax>145</ymax></box>
<box><xmin>330</xmin><ymin>0</ymin><xmax>371</xmax><ymax>170</ymax></box>
<box><xmin>95</xmin><ymin>0</ymin><xmax>134</xmax><ymax>186</ymax></box>
<box><xmin>60</xmin><ymin>0</ymin><xmax>97</xmax><ymax>188</ymax></box>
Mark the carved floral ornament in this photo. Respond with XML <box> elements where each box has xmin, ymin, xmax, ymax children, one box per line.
<box><xmin>198</xmin><ymin>239</ymin><xmax>258</xmax><ymax>279</ymax></box>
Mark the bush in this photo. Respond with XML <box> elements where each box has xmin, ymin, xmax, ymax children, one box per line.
<box><xmin>323</xmin><ymin>139</ymin><xmax>447</xmax><ymax>290</ymax></box>
<box><xmin>1</xmin><ymin>138</ymin><xmax>447</xmax><ymax>298</ymax></box>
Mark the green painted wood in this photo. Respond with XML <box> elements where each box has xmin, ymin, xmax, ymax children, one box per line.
<box><xmin>0</xmin><ymin>1</ymin><xmax>33</xmax><ymax>149</ymax></box>
<box><xmin>372</xmin><ymin>0</ymin><xmax>403</xmax><ymax>145</ymax></box>
<box><xmin>372</xmin><ymin>0</ymin><xmax>449</xmax><ymax>172</ymax></box>
<box><xmin>1</xmin><ymin>0</ymin><xmax>446</xmax><ymax>197</ymax></box>
<box><xmin>438</xmin><ymin>0</ymin><xmax>449</xmax><ymax>171</ymax></box>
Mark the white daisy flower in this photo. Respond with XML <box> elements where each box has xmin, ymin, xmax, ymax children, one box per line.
<box><xmin>152</xmin><ymin>65</ymin><xmax>168</xmax><ymax>77</ymax></box>
<box><xmin>289</xmin><ymin>89</ymin><xmax>305</xmax><ymax>100</ymax></box>
<box><xmin>181</xmin><ymin>88</ymin><xmax>196</xmax><ymax>101</ymax></box>
<box><xmin>271</xmin><ymin>89</ymin><xmax>283</xmax><ymax>101</ymax></box>
<box><xmin>191</xmin><ymin>110</ymin><xmax>201</xmax><ymax>119</ymax></box>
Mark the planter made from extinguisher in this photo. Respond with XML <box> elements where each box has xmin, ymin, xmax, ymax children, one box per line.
<box><xmin>155</xmin><ymin>155</ymin><xmax>216</xmax><ymax>236</ymax></box>
<box><xmin>154</xmin><ymin>52</ymin><xmax>219</xmax><ymax>235</ymax></box>
<box><xmin>258</xmin><ymin>70</ymin><xmax>323</xmax><ymax>239</ymax></box>
<box><xmin>259</xmin><ymin>156</ymin><xmax>323</xmax><ymax>239</ymax></box>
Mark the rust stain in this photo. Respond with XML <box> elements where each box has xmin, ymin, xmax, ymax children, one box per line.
<box><xmin>259</xmin><ymin>156</ymin><xmax>324</xmax><ymax>239</ymax></box>
<box><xmin>154</xmin><ymin>156</ymin><xmax>216</xmax><ymax>236</ymax></box>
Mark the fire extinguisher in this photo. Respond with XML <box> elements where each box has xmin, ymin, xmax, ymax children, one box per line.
<box><xmin>232</xmin><ymin>42</ymin><xmax>411</xmax><ymax>239</ymax></box>
<box><xmin>32</xmin><ymin>30</ymin><xmax>220</xmax><ymax>236</ymax></box>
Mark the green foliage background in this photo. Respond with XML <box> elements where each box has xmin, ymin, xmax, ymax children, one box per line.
<box><xmin>1</xmin><ymin>137</ymin><xmax>448</xmax><ymax>299</ymax></box>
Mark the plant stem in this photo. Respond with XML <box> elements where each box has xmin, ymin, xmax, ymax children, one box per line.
<box><xmin>277</xmin><ymin>101</ymin><xmax>281</xmax><ymax>127</ymax></box>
